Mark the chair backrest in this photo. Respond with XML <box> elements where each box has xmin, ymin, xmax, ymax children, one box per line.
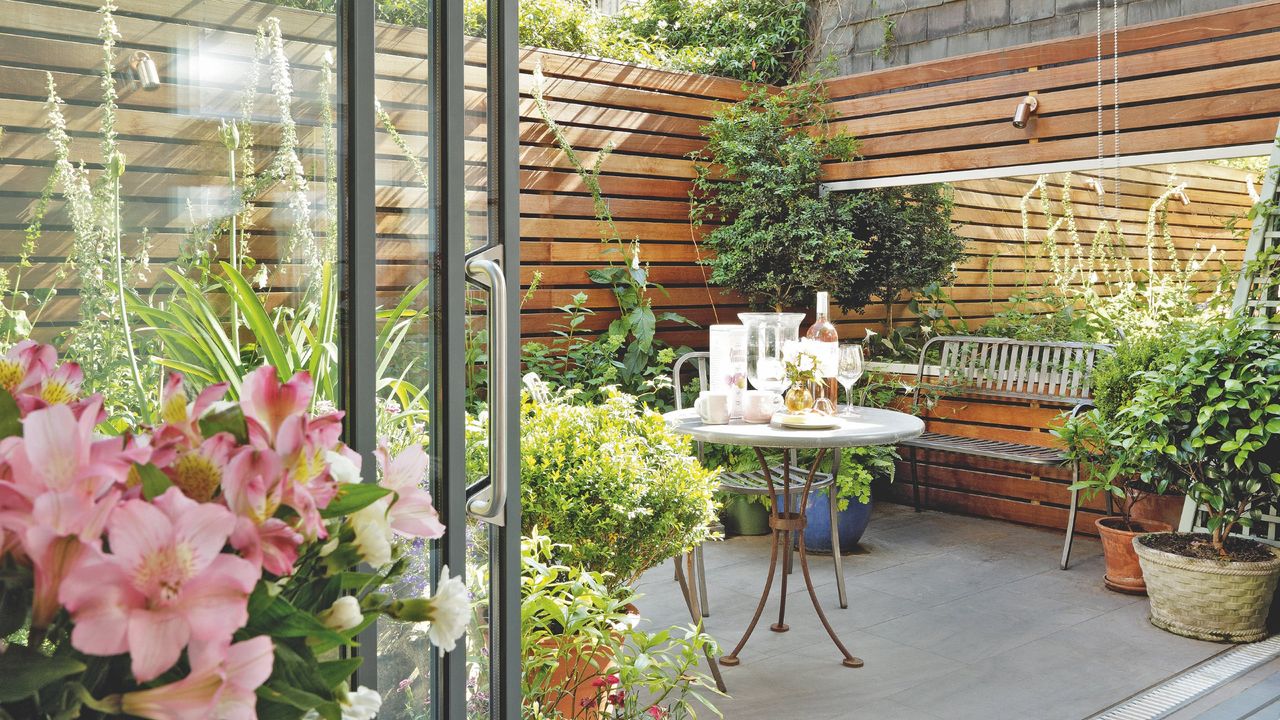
<box><xmin>672</xmin><ymin>351</ymin><xmax>710</xmax><ymax>411</ymax></box>
<box><xmin>915</xmin><ymin>336</ymin><xmax>1112</xmax><ymax>405</ymax></box>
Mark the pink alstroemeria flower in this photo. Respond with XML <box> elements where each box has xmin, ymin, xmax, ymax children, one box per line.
<box><xmin>0</xmin><ymin>400</ymin><xmax>140</xmax><ymax>627</ymax></box>
<box><xmin>241</xmin><ymin>366</ymin><xmax>314</xmax><ymax>445</ymax></box>
<box><xmin>377</xmin><ymin>445</ymin><xmax>445</xmax><ymax>539</ymax></box>
<box><xmin>0</xmin><ymin>340</ymin><xmax>55</xmax><ymax>396</ymax></box>
<box><xmin>60</xmin><ymin>487</ymin><xmax>258</xmax><ymax>682</ymax></box>
<box><xmin>164</xmin><ymin>433</ymin><xmax>237</xmax><ymax>503</ymax></box>
<box><xmin>110</xmin><ymin>636</ymin><xmax>274</xmax><ymax>720</ymax></box>
<box><xmin>157</xmin><ymin>373</ymin><xmax>229</xmax><ymax>445</ymax></box>
<box><xmin>223</xmin><ymin>445</ymin><xmax>304</xmax><ymax>575</ymax></box>
<box><xmin>15</xmin><ymin>361</ymin><xmax>84</xmax><ymax>413</ymax></box>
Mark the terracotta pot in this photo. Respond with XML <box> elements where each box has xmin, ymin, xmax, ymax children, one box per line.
<box><xmin>1095</xmin><ymin>517</ymin><xmax>1171</xmax><ymax>594</ymax></box>
<box><xmin>528</xmin><ymin>604</ymin><xmax>638</xmax><ymax>718</ymax></box>
<box><xmin>1135</xmin><ymin>534</ymin><xmax>1280</xmax><ymax>642</ymax></box>
<box><xmin>1130</xmin><ymin>492</ymin><xmax>1186</xmax><ymax>530</ymax></box>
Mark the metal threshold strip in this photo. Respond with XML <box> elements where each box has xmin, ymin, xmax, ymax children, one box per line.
<box><xmin>1088</xmin><ymin>635</ymin><xmax>1280</xmax><ymax>720</ymax></box>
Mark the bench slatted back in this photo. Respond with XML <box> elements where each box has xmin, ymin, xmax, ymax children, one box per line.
<box><xmin>918</xmin><ymin>336</ymin><xmax>1111</xmax><ymax>405</ymax></box>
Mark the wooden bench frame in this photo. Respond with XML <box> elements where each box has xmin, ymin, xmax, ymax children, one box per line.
<box><xmin>899</xmin><ymin>335</ymin><xmax>1113</xmax><ymax>570</ymax></box>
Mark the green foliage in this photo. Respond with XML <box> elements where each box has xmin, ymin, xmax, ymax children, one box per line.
<box><xmin>521</xmin><ymin>532</ymin><xmax>722</xmax><ymax>719</ymax></box>
<box><xmin>511</xmin><ymin>391</ymin><xmax>720</xmax><ymax>587</ymax></box>
<box><xmin>1108</xmin><ymin>316</ymin><xmax>1280</xmax><ymax>556</ymax></box>
<box><xmin>1091</xmin><ymin>334</ymin><xmax>1178</xmax><ymax>422</ymax></box>
<box><xmin>690</xmin><ymin>81</ymin><xmax>866</xmax><ymax>312</ymax></box>
<box><xmin>838</xmin><ymin>184</ymin><xmax>966</xmax><ymax>321</ymax></box>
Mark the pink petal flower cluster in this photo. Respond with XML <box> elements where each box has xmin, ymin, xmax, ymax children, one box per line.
<box><xmin>0</xmin><ymin>344</ymin><xmax>452</xmax><ymax>719</ymax></box>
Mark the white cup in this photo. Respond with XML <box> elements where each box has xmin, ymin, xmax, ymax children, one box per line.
<box><xmin>695</xmin><ymin>391</ymin><xmax>731</xmax><ymax>424</ymax></box>
<box><xmin>741</xmin><ymin>390</ymin><xmax>783</xmax><ymax>423</ymax></box>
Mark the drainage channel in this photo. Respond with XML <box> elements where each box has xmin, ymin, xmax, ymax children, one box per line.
<box><xmin>1088</xmin><ymin>635</ymin><xmax>1280</xmax><ymax>720</ymax></box>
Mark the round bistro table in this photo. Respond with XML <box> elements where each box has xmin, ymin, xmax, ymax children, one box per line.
<box><xmin>665</xmin><ymin>407</ymin><xmax>924</xmax><ymax>668</ymax></box>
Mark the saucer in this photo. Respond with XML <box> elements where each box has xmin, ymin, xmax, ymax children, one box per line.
<box><xmin>771</xmin><ymin>413</ymin><xmax>841</xmax><ymax>430</ymax></box>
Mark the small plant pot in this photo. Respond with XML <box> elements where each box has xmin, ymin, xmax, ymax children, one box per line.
<box><xmin>1095</xmin><ymin>517</ymin><xmax>1171</xmax><ymax>595</ymax></box>
<box><xmin>721</xmin><ymin>495</ymin><xmax>770</xmax><ymax>536</ymax></box>
<box><xmin>800</xmin><ymin>493</ymin><xmax>873</xmax><ymax>554</ymax></box>
<box><xmin>1135</xmin><ymin>533</ymin><xmax>1280</xmax><ymax>642</ymax></box>
<box><xmin>530</xmin><ymin>604</ymin><xmax>637</xmax><ymax>718</ymax></box>
<box><xmin>1130</xmin><ymin>492</ymin><xmax>1186</xmax><ymax>531</ymax></box>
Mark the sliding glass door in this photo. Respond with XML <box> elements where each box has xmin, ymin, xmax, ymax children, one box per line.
<box><xmin>0</xmin><ymin>0</ymin><xmax>519</xmax><ymax>716</ymax></box>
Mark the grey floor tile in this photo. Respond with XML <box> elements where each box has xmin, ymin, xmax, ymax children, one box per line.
<box><xmin>633</xmin><ymin>503</ymin><xmax>1239</xmax><ymax>720</ymax></box>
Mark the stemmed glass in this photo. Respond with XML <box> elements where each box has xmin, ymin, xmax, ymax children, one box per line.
<box><xmin>836</xmin><ymin>344</ymin><xmax>864</xmax><ymax>417</ymax></box>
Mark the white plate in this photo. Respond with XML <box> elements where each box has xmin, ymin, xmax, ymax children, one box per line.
<box><xmin>771</xmin><ymin>413</ymin><xmax>841</xmax><ymax>430</ymax></box>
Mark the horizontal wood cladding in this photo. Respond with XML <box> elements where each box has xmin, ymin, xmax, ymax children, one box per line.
<box><xmin>818</xmin><ymin>0</ymin><xmax>1280</xmax><ymax>183</ymax></box>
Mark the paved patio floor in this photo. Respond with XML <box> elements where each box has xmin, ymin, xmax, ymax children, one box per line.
<box><xmin>635</xmin><ymin>503</ymin><xmax>1238</xmax><ymax>720</ymax></box>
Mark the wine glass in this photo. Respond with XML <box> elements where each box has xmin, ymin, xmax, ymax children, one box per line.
<box><xmin>836</xmin><ymin>344</ymin><xmax>864</xmax><ymax>416</ymax></box>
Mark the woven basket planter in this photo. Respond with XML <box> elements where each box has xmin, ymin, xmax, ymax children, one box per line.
<box><xmin>1134</xmin><ymin>533</ymin><xmax>1280</xmax><ymax>642</ymax></box>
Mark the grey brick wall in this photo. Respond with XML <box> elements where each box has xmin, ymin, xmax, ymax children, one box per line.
<box><xmin>811</xmin><ymin>0</ymin><xmax>1255</xmax><ymax>76</ymax></box>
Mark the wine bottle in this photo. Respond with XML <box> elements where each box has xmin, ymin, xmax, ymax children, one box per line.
<box><xmin>805</xmin><ymin>291</ymin><xmax>839</xmax><ymax>405</ymax></box>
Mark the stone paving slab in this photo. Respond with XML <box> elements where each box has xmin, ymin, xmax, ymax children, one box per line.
<box><xmin>635</xmin><ymin>503</ymin><xmax>1228</xmax><ymax>720</ymax></box>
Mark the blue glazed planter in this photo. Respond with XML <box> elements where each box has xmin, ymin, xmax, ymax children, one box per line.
<box><xmin>799</xmin><ymin>492</ymin><xmax>873</xmax><ymax>554</ymax></box>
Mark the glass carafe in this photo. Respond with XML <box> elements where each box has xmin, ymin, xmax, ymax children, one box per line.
<box><xmin>739</xmin><ymin>312</ymin><xmax>804</xmax><ymax>394</ymax></box>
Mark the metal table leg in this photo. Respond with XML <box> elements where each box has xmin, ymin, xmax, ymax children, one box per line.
<box><xmin>719</xmin><ymin>447</ymin><xmax>863</xmax><ymax>668</ymax></box>
<box><xmin>674</xmin><ymin>551</ymin><xmax>727</xmax><ymax>692</ymax></box>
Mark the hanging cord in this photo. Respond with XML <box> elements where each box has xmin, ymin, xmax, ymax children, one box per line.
<box><xmin>1111</xmin><ymin>0</ymin><xmax>1121</xmax><ymax>222</ymax></box>
<box><xmin>1096</xmin><ymin>0</ymin><xmax>1105</xmax><ymax>220</ymax></box>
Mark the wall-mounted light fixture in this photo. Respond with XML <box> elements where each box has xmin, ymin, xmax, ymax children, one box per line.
<box><xmin>1011</xmin><ymin>95</ymin><xmax>1038</xmax><ymax>129</ymax></box>
<box><xmin>125</xmin><ymin>51</ymin><xmax>161</xmax><ymax>91</ymax></box>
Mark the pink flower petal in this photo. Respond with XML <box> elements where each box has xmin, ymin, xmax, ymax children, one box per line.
<box><xmin>177</xmin><ymin>554</ymin><xmax>257</xmax><ymax>642</ymax></box>
<box><xmin>155</xmin><ymin>489</ymin><xmax>234</xmax><ymax>571</ymax></box>
<box><xmin>107</xmin><ymin>499</ymin><xmax>174</xmax><ymax>572</ymax></box>
<box><xmin>63</xmin><ymin>550</ymin><xmax>136</xmax><ymax>657</ymax></box>
<box><xmin>128</xmin><ymin>608</ymin><xmax>192</xmax><ymax>682</ymax></box>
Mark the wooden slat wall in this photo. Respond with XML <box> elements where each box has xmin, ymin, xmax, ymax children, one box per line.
<box><xmin>828</xmin><ymin>162</ymin><xmax>1254</xmax><ymax>342</ymax></box>
<box><xmin>817</xmin><ymin>0</ymin><xmax>1280</xmax><ymax>184</ymax></box>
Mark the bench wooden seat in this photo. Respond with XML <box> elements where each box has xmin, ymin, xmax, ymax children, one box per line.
<box><xmin>898</xmin><ymin>335</ymin><xmax>1112</xmax><ymax>570</ymax></box>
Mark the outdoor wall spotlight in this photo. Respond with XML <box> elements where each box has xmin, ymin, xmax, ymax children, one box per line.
<box><xmin>1011</xmin><ymin>95</ymin><xmax>1038</xmax><ymax>128</ymax></box>
<box><xmin>126</xmin><ymin>51</ymin><xmax>161</xmax><ymax>91</ymax></box>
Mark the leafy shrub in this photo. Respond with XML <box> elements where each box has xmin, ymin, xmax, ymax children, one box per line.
<box><xmin>1090</xmin><ymin>334</ymin><xmax>1177</xmax><ymax>421</ymax></box>
<box><xmin>838</xmin><ymin>184</ymin><xmax>966</xmax><ymax>324</ymax></box>
<box><xmin>690</xmin><ymin>81</ymin><xmax>864</xmax><ymax>312</ymax></box>
<box><xmin>521</xmin><ymin>533</ymin><xmax>721</xmax><ymax>719</ymax></box>
<box><xmin>511</xmin><ymin>391</ymin><xmax>719</xmax><ymax>586</ymax></box>
<box><xmin>1110</xmin><ymin>316</ymin><xmax>1280</xmax><ymax>556</ymax></box>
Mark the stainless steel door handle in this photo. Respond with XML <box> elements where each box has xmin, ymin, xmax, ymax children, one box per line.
<box><xmin>465</xmin><ymin>256</ymin><xmax>508</xmax><ymax>525</ymax></box>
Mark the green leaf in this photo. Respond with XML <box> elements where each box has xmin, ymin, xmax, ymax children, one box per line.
<box><xmin>0</xmin><ymin>646</ymin><xmax>86</xmax><ymax>702</ymax></box>
<box><xmin>199</xmin><ymin>404</ymin><xmax>250</xmax><ymax>444</ymax></box>
<box><xmin>315</xmin><ymin>658</ymin><xmax>362</xmax><ymax>687</ymax></box>
<box><xmin>257</xmin><ymin>682</ymin><xmax>339</xmax><ymax>720</ymax></box>
<box><xmin>134</xmin><ymin>462</ymin><xmax>173</xmax><ymax>501</ymax></box>
<box><xmin>320</xmin><ymin>483</ymin><xmax>391</xmax><ymax>519</ymax></box>
<box><xmin>245</xmin><ymin>585</ymin><xmax>349</xmax><ymax>648</ymax></box>
<box><xmin>0</xmin><ymin>388</ymin><xmax>21</xmax><ymax>439</ymax></box>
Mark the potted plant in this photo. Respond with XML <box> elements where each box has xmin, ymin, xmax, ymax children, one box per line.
<box><xmin>801</xmin><ymin>445</ymin><xmax>897</xmax><ymax>554</ymax></box>
<box><xmin>521</xmin><ymin>532</ymin><xmax>722</xmax><ymax>719</ymax></box>
<box><xmin>1111</xmin><ymin>316</ymin><xmax>1280</xmax><ymax>641</ymax></box>
<box><xmin>1058</xmin><ymin>409</ymin><xmax>1172</xmax><ymax>593</ymax></box>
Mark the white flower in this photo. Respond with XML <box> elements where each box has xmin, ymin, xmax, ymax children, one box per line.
<box><xmin>344</xmin><ymin>686</ymin><xmax>382</xmax><ymax>720</ymax></box>
<box><xmin>350</xmin><ymin>498</ymin><xmax>393</xmax><ymax>567</ymax></box>
<box><xmin>326</xmin><ymin>449</ymin><xmax>362</xmax><ymax>485</ymax></box>
<box><xmin>303</xmin><ymin>686</ymin><xmax>381</xmax><ymax>720</ymax></box>
<box><xmin>864</xmin><ymin>327</ymin><xmax>878</xmax><ymax>339</ymax></box>
<box><xmin>426</xmin><ymin>565</ymin><xmax>469</xmax><ymax>656</ymax></box>
<box><xmin>320</xmin><ymin>596</ymin><xmax>364</xmax><ymax>632</ymax></box>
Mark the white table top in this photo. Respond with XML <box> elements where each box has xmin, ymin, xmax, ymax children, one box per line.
<box><xmin>663</xmin><ymin>407</ymin><xmax>925</xmax><ymax>450</ymax></box>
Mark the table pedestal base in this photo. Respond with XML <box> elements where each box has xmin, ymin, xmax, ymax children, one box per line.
<box><xmin>719</xmin><ymin>448</ymin><xmax>863</xmax><ymax>669</ymax></box>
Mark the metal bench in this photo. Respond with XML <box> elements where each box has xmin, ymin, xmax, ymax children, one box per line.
<box><xmin>672</xmin><ymin>352</ymin><xmax>848</xmax><ymax>613</ymax></box>
<box><xmin>898</xmin><ymin>336</ymin><xmax>1112</xmax><ymax>570</ymax></box>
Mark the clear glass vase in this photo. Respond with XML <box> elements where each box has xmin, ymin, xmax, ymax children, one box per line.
<box><xmin>739</xmin><ymin>312</ymin><xmax>804</xmax><ymax>395</ymax></box>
